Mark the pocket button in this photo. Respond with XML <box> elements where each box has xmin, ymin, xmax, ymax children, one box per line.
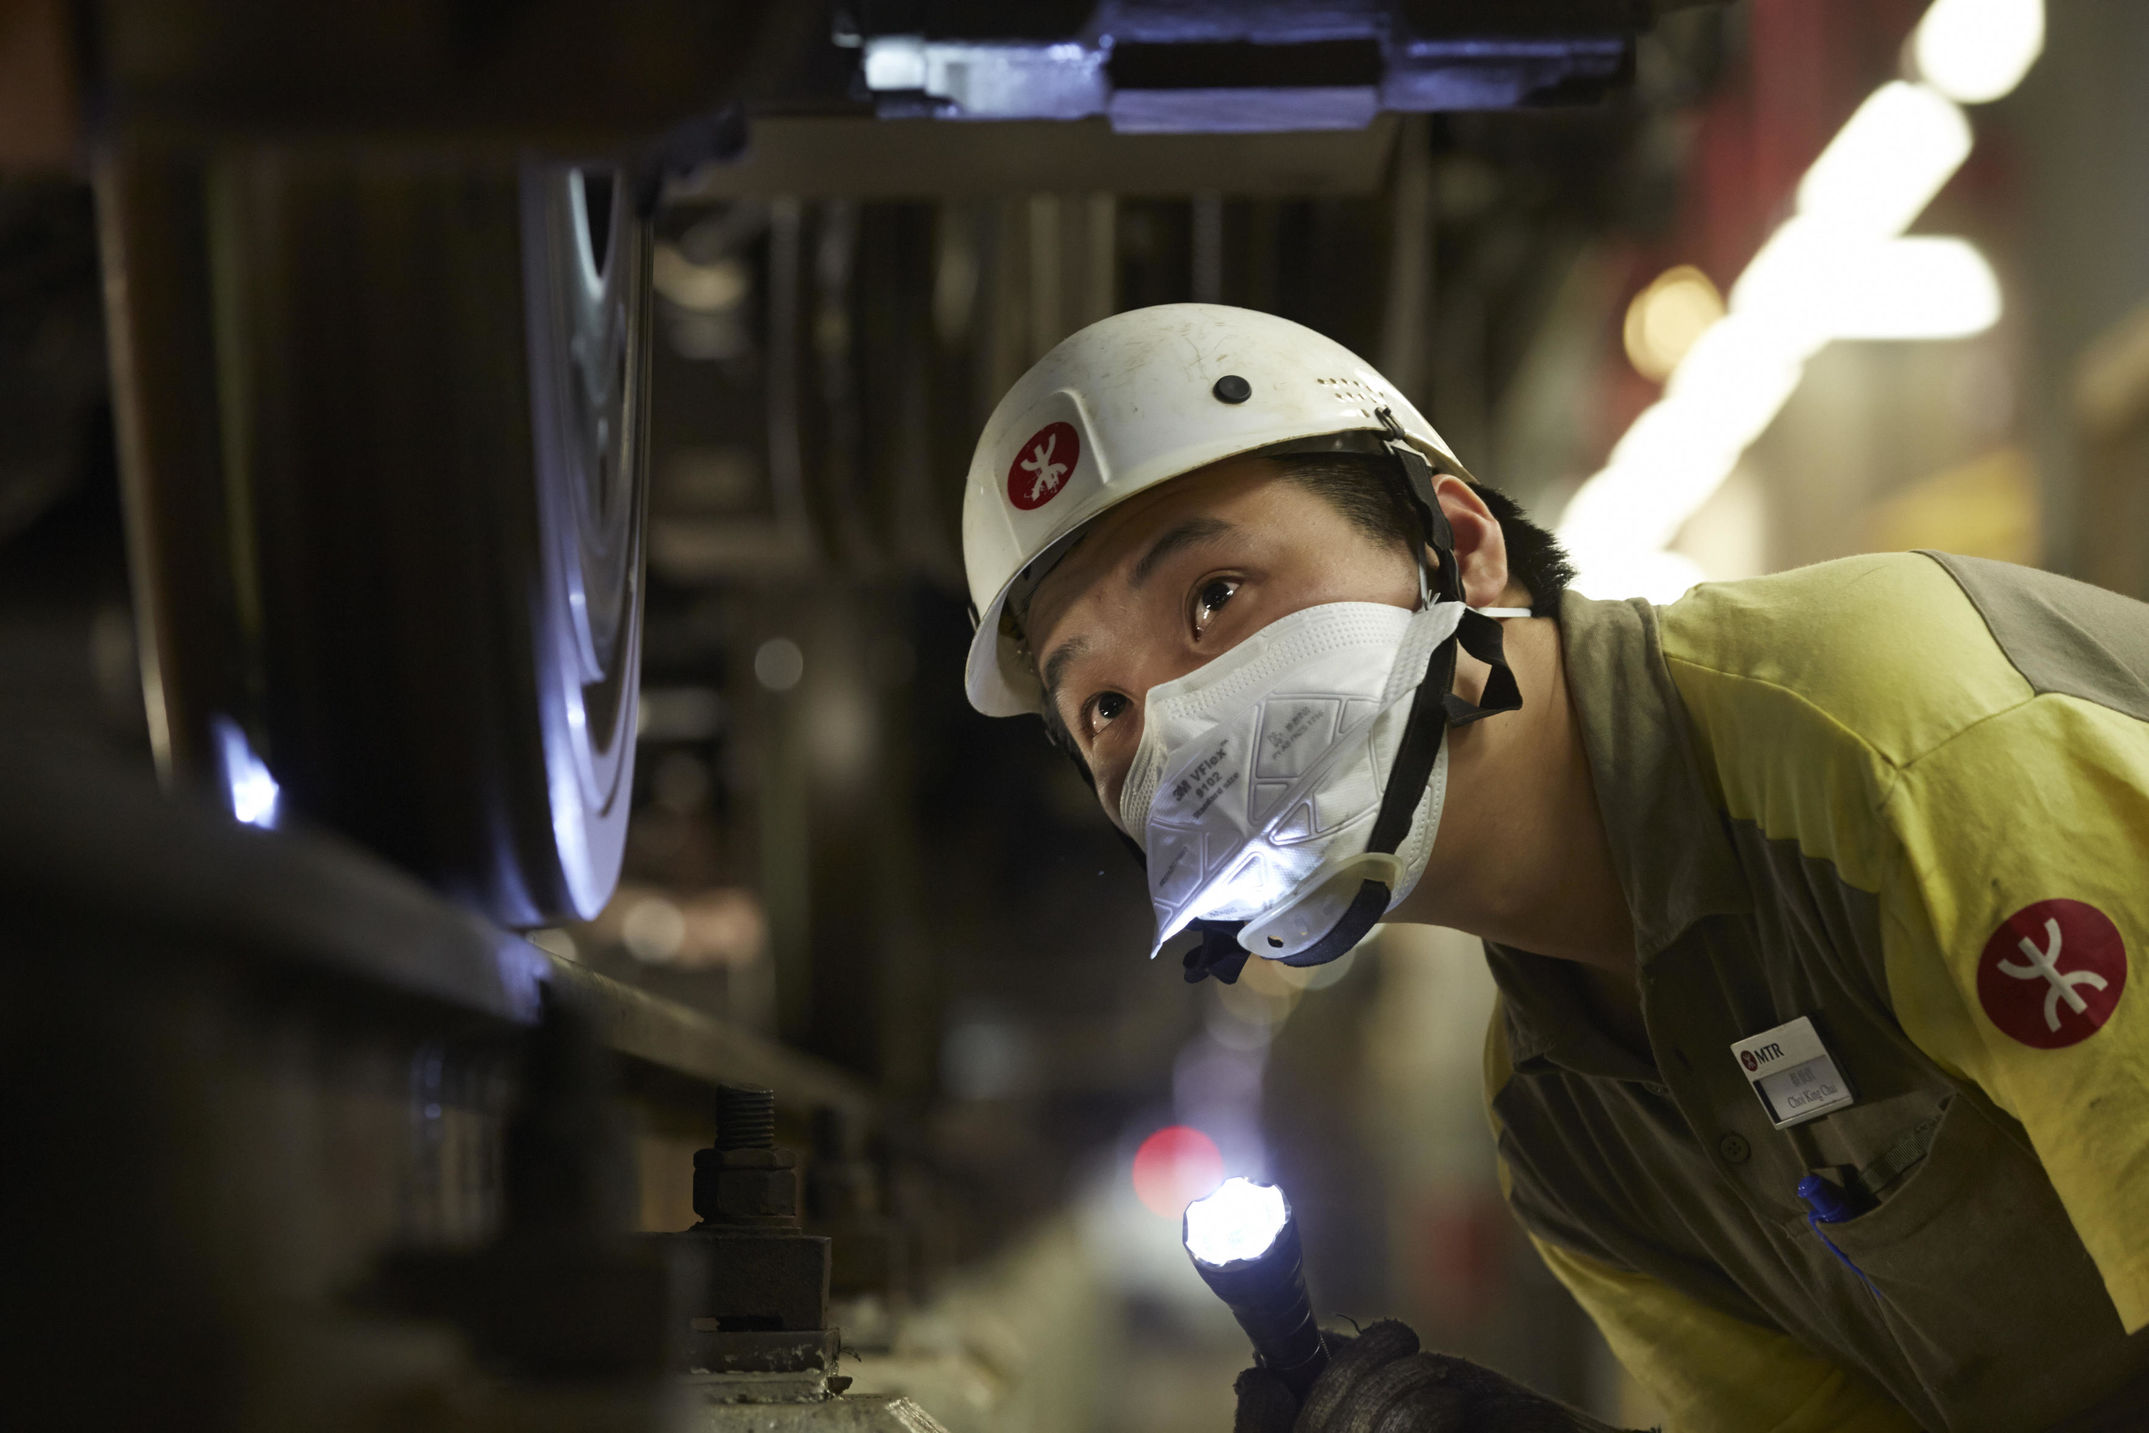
<box><xmin>1718</xmin><ymin>1133</ymin><xmax>1752</xmax><ymax>1165</ymax></box>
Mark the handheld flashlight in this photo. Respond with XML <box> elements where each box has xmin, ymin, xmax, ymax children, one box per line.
<box><xmin>1183</xmin><ymin>1177</ymin><xmax>1330</xmax><ymax>1401</ymax></box>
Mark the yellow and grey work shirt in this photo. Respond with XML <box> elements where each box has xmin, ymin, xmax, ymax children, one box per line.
<box><xmin>1483</xmin><ymin>552</ymin><xmax>2149</xmax><ymax>1433</ymax></box>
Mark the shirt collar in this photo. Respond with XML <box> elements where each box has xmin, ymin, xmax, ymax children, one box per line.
<box><xmin>1485</xmin><ymin>590</ymin><xmax>1750</xmax><ymax>1081</ymax></box>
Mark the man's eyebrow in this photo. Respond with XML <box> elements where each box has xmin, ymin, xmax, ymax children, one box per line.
<box><xmin>1131</xmin><ymin>516</ymin><xmax>1233</xmax><ymax>588</ymax></box>
<box><xmin>1041</xmin><ymin>634</ymin><xmax>1090</xmax><ymax>710</ymax></box>
<box><xmin>1036</xmin><ymin>517</ymin><xmax>1232</xmax><ymax>710</ymax></box>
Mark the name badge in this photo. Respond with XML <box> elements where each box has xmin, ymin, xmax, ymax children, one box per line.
<box><xmin>1731</xmin><ymin>1016</ymin><xmax>1855</xmax><ymax>1129</ymax></box>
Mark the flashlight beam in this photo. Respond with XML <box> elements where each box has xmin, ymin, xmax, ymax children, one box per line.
<box><xmin>1185</xmin><ymin>1176</ymin><xmax>1289</xmax><ymax>1266</ymax></box>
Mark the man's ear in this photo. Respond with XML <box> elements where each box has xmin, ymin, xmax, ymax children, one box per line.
<box><xmin>1429</xmin><ymin>474</ymin><xmax>1511</xmax><ymax>608</ymax></box>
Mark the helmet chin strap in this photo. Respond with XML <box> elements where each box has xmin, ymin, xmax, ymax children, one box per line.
<box><xmin>1178</xmin><ymin>409</ymin><xmax>1522</xmax><ymax>985</ymax></box>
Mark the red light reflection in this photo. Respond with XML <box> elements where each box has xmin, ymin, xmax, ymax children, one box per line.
<box><xmin>1132</xmin><ymin>1124</ymin><xmax>1225</xmax><ymax>1218</ymax></box>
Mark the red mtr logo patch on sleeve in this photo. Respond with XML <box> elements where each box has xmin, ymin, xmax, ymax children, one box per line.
<box><xmin>1976</xmin><ymin>899</ymin><xmax>2128</xmax><ymax>1049</ymax></box>
<box><xmin>1006</xmin><ymin>421</ymin><xmax>1079</xmax><ymax>511</ymax></box>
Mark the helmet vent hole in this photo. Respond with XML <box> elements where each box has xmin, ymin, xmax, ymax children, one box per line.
<box><xmin>1268</xmin><ymin>936</ymin><xmax>1285</xmax><ymax>949</ymax></box>
<box><xmin>1320</xmin><ymin>375</ymin><xmax>1381</xmax><ymax>419</ymax></box>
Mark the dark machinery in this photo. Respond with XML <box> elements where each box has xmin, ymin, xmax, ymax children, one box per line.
<box><xmin>4</xmin><ymin>3</ymin><xmax>1722</xmax><ymax>1429</ymax></box>
<box><xmin>672</xmin><ymin>1085</ymin><xmax>843</xmax><ymax>1394</ymax></box>
<box><xmin>77</xmin><ymin>0</ymin><xmax>1717</xmax><ymax>932</ymax></box>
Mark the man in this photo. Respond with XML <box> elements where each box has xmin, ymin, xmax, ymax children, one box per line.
<box><xmin>959</xmin><ymin>304</ymin><xmax>2149</xmax><ymax>1431</ymax></box>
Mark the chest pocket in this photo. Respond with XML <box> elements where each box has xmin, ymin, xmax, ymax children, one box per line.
<box><xmin>1792</xmin><ymin>1091</ymin><xmax>2149</xmax><ymax>1432</ymax></box>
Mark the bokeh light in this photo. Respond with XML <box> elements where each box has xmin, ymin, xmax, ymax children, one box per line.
<box><xmin>1623</xmin><ymin>265</ymin><xmax>1725</xmax><ymax>382</ymax></box>
<box><xmin>1914</xmin><ymin>0</ymin><xmax>2044</xmax><ymax>105</ymax></box>
<box><xmin>1132</xmin><ymin>1124</ymin><xmax>1225</xmax><ymax>1218</ymax></box>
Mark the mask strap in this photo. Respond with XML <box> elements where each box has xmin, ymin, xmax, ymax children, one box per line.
<box><xmin>1376</xmin><ymin>409</ymin><xmax>1461</xmax><ymax>607</ymax></box>
<box><xmin>1442</xmin><ymin>608</ymin><xmax>1524</xmax><ymax>727</ymax></box>
<box><xmin>1257</xmin><ymin>615</ymin><xmax>1464</xmax><ymax>971</ymax></box>
<box><xmin>1262</xmin><ymin>599</ymin><xmax>1524</xmax><ymax>972</ymax></box>
<box><xmin>1362</xmin><ymin>618</ymin><xmax>1462</xmax><ymax>854</ymax></box>
<box><xmin>1274</xmin><ymin>880</ymin><xmax>1393</xmax><ymax>968</ymax></box>
<box><xmin>1183</xmin><ymin>919</ymin><xmax>1252</xmax><ymax>984</ymax></box>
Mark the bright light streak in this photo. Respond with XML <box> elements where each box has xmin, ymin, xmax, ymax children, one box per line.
<box><xmin>1796</xmin><ymin>82</ymin><xmax>1973</xmax><ymax>241</ymax></box>
<box><xmin>1730</xmin><ymin>218</ymin><xmax>1865</xmax><ymax>340</ymax></box>
<box><xmin>861</xmin><ymin>35</ymin><xmax>927</xmax><ymax>91</ymax></box>
<box><xmin>1914</xmin><ymin>0</ymin><xmax>2045</xmax><ymax>105</ymax></box>
<box><xmin>1823</xmin><ymin>236</ymin><xmax>2001</xmax><ymax>339</ymax></box>
<box><xmin>212</xmin><ymin>718</ymin><xmax>280</xmax><ymax>829</ymax></box>
<box><xmin>1567</xmin><ymin>548</ymin><xmax>1710</xmax><ymax>606</ymax></box>
<box><xmin>1668</xmin><ymin>314</ymin><xmax>1811</xmax><ymax>403</ymax></box>
<box><xmin>1184</xmin><ymin>1176</ymin><xmax>1289</xmax><ymax>1267</ymax></box>
<box><xmin>1657</xmin><ymin>318</ymin><xmax>1809</xmax><ymax>453</ymax></box>
<box><xmin>1733</xmin><ymin>229</ymin><xmax>2002</xmax><ymax>341</ymax></box>
<box><xmin>1556</xmin><ymin>0</ymin><xmax>2032</xmax><ymax>602</ymax></box>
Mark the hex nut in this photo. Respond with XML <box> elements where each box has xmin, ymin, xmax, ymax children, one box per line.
<box><xmin>712</xmin><ymin>1167</ymin><xmax>798</xmax><ymax>1220</ymax></box>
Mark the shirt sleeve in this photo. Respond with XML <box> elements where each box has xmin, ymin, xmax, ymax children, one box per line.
<box><xmin>1880</xmin><ymin>689</ymin><xmax>2149</xmax><ymax>1331</ymax></box>
<box><xmin>1524</xmin><ymin>1232</ymin><xmax>1919</xmax><ymax>1433</ymax></box>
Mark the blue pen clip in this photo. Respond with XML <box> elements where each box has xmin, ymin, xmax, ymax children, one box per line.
<box><xmin>1798</xmin><ymin>1174</ymin><xmax>1882</xmax><ymax>1305</ymax></box>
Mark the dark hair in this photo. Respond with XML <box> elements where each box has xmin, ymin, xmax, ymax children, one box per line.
<box><xmin>1033</xmin><ymin>452</ymin><xmax>1572</xmax><ymax>770</ymax></box>
<box><xmin>1267</xmin><ymin>450</ymin><xmax>1574</xmax><ymax>617</ymax></box>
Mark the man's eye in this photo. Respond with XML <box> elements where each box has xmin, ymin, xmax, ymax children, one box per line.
<box><xmin>1084</xmin><ymin>691</ymin><xmax>1131</xmax><ymax>737</ymax></box>
<box><xmin>1193</xmin><ymin>577</ymin><xmax>1241</xmax><ymax>635</ymax></box>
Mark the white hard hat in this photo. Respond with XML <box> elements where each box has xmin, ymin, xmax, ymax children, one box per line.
<box><xmin>961</xmin><ymin>303</ymin><xmax>1469</xmax><ymax>717</ymax></box>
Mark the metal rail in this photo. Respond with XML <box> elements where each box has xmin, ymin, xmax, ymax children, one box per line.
<box><xmin>1</xmin><ymin>743</ymin><xmax>873</xmax><ymax>1124</ymax></box>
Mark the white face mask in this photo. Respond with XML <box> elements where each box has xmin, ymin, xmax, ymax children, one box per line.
<box><xmin>1118</xmin><ymin>598</ymin><xmax>1524</xmax><ymax>963</ymax></box>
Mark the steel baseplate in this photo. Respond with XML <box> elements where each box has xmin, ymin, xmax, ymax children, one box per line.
<box><xmin>683</xmin><ymin>1374</ymin><xmax>949</xmax><ymax>1432</ymax></box>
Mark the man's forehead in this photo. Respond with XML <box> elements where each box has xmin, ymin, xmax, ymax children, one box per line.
<box><xmin>1030</xmin><ymin>459</ymin><xmax>1273</xmax><ymax>615</ymax></box>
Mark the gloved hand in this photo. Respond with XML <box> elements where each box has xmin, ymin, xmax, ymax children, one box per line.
<box><xmin>1232</xmin><ymin>1320</ymin><xmax>1650</xmax><ymax>1433</ymax></box>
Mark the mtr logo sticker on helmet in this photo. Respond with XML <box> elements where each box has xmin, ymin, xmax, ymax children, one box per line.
<box><xmin>1006</xmin><ymin>421</ymin><xmax>1080</xmax><ymax>511</ymax></box>
<box><xmin>1976</xmin><ymin>899</ymin><xmax>2128</xmax><ymax>1049</ymax></box>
